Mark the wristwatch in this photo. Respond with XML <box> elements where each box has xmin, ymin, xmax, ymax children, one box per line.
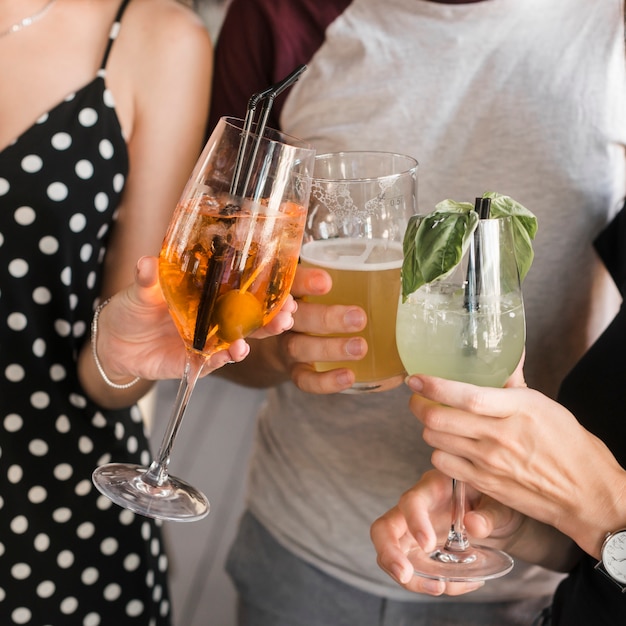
<box><xmin>595</xmin><ymin>529</ymin><xmax>626</xmax><ymax>592</ymax></box>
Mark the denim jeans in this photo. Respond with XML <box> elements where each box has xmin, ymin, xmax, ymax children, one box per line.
<box><xmin>226</xmin><ymin>512</ymin><xmax>553</xmax><ymax>626</ymax></box>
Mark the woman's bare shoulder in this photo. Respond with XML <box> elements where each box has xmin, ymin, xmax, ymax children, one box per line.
<box><xmin>105</xmin><ymin>0</ymin><xmax>213</xmax><ymax>138</ymax></box>
<box><xmin>119</xmin><ymin>0</ymin><xmax>212</xmax><ymax>62</ymax></box>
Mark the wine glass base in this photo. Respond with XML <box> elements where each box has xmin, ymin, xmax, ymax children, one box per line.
<box><xmin>407</xmin><ymin>544</ymin><xmax>514</xmax><ymax>582</ymax></box>
<box><xmin>92</xmin><ymin>463</ymin><xmax>209</xmax><ymax>522</ymax></box>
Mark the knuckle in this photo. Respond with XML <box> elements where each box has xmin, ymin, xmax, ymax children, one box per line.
<box><xmin>280</xmin><ymin>331</ymin><xmax>301</xmax><ymax>362</ymax></box>
<box><xmin>421</xmin><ymin>403</ymin><xmax>443</xmax><ymax>429</ymax></box>
<box><xmin>466</xmin><ymin>389</ymin><xmax>488</xmax><ymax>414</ymax></box>
<box><xmin>320</xmin><ymin>303</ymin><xmax>342</xmax><ymax>328</ymax></box>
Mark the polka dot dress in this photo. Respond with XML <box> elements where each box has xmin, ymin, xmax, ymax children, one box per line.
<box><xmin>0</xmin><ymin>2</ymin><xmax>172</xmax><ymax>624</ymax></box>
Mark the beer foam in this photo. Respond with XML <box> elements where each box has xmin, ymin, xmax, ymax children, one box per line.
<box><xmin>300</xmin><ymin>238</ymin><xmax>403</xmax><ymax>271</ymax></box>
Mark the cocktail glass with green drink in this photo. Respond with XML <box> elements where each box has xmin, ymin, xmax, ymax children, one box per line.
<box><xmin>396</xmin><ymin>193</ymin><xmax>537</xmax><ymax>581</ymax></box>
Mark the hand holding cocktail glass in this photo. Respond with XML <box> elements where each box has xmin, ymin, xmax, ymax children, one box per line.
<box><xmin>88</xmin><ymin>255</ymin><xmax>293</xmax><ymax>385</ymax></box>
<box><xmin>394</xmin><ymin>193</ymin><xmax>537</xmax><ymax>581</ymax></box>
<box><xmin>92</xmin><ymin>69</ymin><xmax>315</xmax><ymax>521</ymax></box>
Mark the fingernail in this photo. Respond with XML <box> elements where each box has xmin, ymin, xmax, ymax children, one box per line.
<box><xmin>345</xmin><ymin>337</ymin><xmax>365</xmax><ymax>357</ymax></box>
<box><xmin>344</xmin><ymin>308</ymin><xmax>366</xmax><ymax>330</ymax></box>
<box><xmin>406</xmin><ymin>375</ymin><xmax>424</xmax><ymax>392</ymax></box>
<box><xmin>335</xmin><ymin>370</ymin><xmax>353</xmax><ymax>387</ymax></box>
<box><xmin>390</xmin><ymin>562</ymin><xmax>410</xmax><ymax>584</ymax></box>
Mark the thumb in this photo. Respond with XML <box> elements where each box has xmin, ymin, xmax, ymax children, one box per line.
<box><xmin>132</xmin><ymin>256</ymin><xmax>164</xmax><ymax>307</ymax></box>
<box><xmin>464</xmin><ymin>496</ymin><xmax>520</xmax><ymax>540</ymax></box>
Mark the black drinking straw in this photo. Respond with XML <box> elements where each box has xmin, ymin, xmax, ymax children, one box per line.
<box><xmin>230</xmin><ymin>64</ymin><xmax>307</xmax><ymax>198</ymax></box>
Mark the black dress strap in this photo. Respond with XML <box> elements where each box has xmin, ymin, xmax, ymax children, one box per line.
<box><xmin>99</xmin><ymin>0</ymin><xmax>132</xmax><ymax>71</ymax></box>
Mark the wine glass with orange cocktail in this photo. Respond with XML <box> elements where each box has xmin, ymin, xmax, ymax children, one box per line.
<box><xmin>92</xmin><ymin>73</ymin><xmax>315</xmax><ymax>521</ymax></box>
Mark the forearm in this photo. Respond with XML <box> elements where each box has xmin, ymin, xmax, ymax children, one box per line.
<box><xmin>561</xmin><ymin>466</ymin><xmax>626</xmax><ymax>562</ymax></box>
<box><xmin>480</xmin><ymin>466</ymin><xmax>626</xmax><ymax>571</ymax></box>
<box><xmin>504</xmin><ymin>515</ymin><xmax>583</xmax><ymax>572</ymax></box>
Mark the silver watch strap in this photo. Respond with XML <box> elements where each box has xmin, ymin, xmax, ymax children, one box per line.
<box><xmin>594</xmin><ymin>560</ymin><xmax>626</xmax><ymax>592</ymax></box>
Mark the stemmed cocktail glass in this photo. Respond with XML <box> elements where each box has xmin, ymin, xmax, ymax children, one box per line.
<box><xmin>395</xmin><ymin>208</ymin><xmax>526</xmax><ymax>580</ymax></box>
<box><xmin>92</xmin><ymin>113</ymin><xmax>315</xmax><ymax>521</ymax></box>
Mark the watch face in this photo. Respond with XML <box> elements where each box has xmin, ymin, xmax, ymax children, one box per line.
<box><xmin>603</xmin><ymin>531</ymin><xmax>626</xmax><ymax>584</ymax></box>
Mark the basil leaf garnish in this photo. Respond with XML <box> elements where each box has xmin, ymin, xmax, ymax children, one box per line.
<box><xmin>401</xmin><ymin>192</ymin><xmax>537</xmax><ymax>301</ymax></box>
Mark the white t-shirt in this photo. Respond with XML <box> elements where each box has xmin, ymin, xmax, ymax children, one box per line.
<box><xmin>213</xmin><ymin>0</ymin><xmax>626</xmax><ymax>602</ymax></box>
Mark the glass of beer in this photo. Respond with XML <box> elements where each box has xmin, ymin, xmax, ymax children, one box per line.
<box><xmin>300</xmin><ymin>151</ymin><xmax>418</xmax><ymax>392</ymax></box>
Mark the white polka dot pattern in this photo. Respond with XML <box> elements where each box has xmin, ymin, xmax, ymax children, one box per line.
<box><xmin>0</xmin><ymin>1</ymin><xmax>171</xmax><ymax>623</ymax></box>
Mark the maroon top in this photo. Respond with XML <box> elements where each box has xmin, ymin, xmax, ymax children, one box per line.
<box><xmin>208</xmin><ymin>0</ymin><xmax>352</xmax><ymax>135</ymax></box>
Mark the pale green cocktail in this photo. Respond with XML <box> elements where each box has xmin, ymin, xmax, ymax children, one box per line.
<box><xmin>396</xmin><ymin>284</ymin><xmax>525</xmax><ymax>387</ymax></box>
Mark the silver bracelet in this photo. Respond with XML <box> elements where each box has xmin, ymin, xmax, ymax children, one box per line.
<box><xmin>91</xmin><ymin>298</ymin><xmax>141</xmax><ymax>390</ymax></box>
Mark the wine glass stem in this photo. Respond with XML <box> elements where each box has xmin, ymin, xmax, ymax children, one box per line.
<box><xmin>142</xmin><ymin>350</ymin><xmax>207</xmax><ymax>487</ymax></box>
<box><xmin>445</xmin><ymin>479</ymin><xmax>471</xmax><ymax>552</ymax></box>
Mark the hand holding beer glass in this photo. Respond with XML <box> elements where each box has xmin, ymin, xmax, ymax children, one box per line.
<box><xmin>300</xmin><ymin>152</ymin><xmax>418</xmax><ymax>392</ymax></box>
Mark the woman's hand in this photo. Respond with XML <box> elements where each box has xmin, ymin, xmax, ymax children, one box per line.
<box><xmin>79</xmin><ymin>256</ymin><xmax>300</xmax><ymax>405</ymax></box>
<box><xmin>248</xmin><ymin>291</ymin><xmax>298</xmax><ymax>340</ymax></box>
<box><xmin>371</xmin><ymin>469</ymin><xmax>525</xmax><ymax>596</ymax></box>
<box><xmin>94</xmin><ymin>256</ymin><xmax>252</xmax><ymax>383</ymax></box>
<box><xmin>405</xmin><ymin>374</ymin><xmax>626</xmax><ymax>559</ymax></box>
